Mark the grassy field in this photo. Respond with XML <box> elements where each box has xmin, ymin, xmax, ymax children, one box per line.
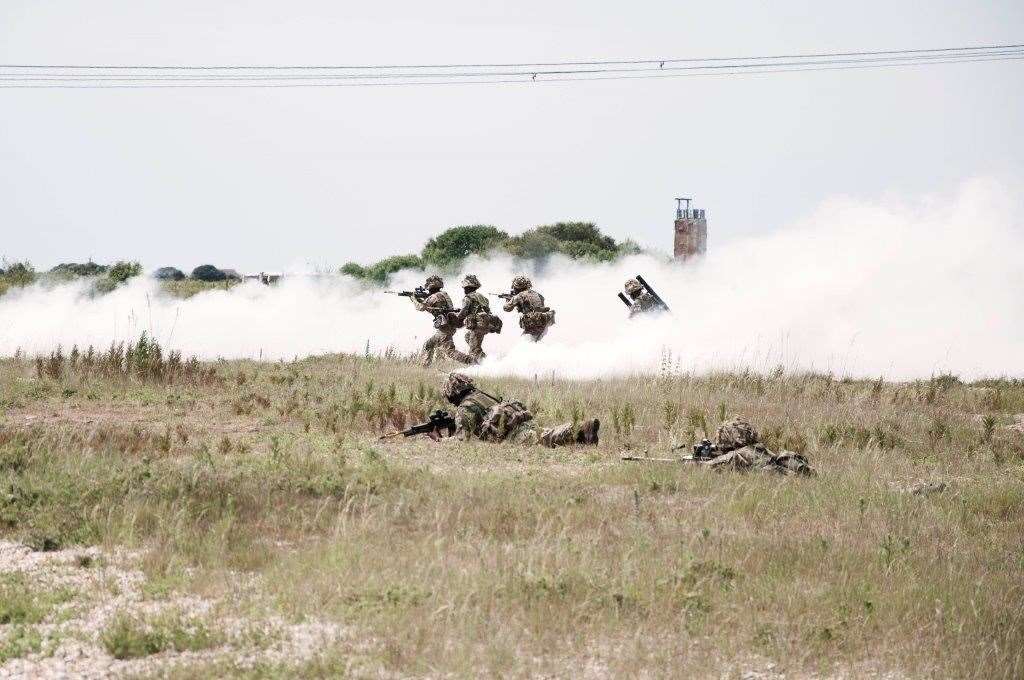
<box><xmin>1</xmin><ymin>347</ymin><xmax>1022</xmax><ymax>678</ymax></box>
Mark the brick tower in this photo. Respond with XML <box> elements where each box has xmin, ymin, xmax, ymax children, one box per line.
<box><xmin>673</xmin><ymin>197</ymin><xmax>707</xmax><ymax>261</ymax></box>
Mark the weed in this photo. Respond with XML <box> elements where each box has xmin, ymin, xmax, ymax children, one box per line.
<box><xmin>101</xmin><ymin>610</ymin><xmax>224</xmax><ymax>660</ymax></box>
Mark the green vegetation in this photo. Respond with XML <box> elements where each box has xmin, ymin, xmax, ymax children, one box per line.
<box><xmin>0</xmin><ymin>573</ymin><xmax>74</xmax><ymax>625</ymax></box>
<box><xmin>342</xmin><ymin>222</ymin><xmax>643</xmax><ymax>284</ymax></box>
<box><xmin>0</xmin><ymin>259</ymin><xmax>143</xmax><ymax>298</ymax></box>
<box><xmin>0</xmin><ymin>627</ymin><xmax>45</xmax><ymax>665</ymax></box>
<box><xmin>0</xmin><ymin>261</ymin><xmax>37</xmax><ymax>297</ymax></box>
<box><xmin>101</xmin><ymin>611</ymin><xmax>223</xmax><ymax>660</ymax></box>
<box><xmin>1</xmin><ymin>349</ymin><xmax>1022</xmax><ymax>676</ymax></box>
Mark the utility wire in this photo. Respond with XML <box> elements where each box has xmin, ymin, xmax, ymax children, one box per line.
<box><xmin>5</xmin><ymin>49</ymin><xmax>1023</xmax><ymax>82</ymax></box>
<box><xmin>2</xmin><ymin>53</ymin><xmax>1021</xmax><ymax>89</ymax></box>
<box><xmin>1</xmin><ymin>42</ymin><xmax>1021</xmax><ymax>70</ymax></box>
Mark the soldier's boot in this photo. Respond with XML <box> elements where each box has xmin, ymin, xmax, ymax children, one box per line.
<box><xmin>576</xmin><ymin>419</ymin><xmax>600</xmax><ymax>446</ymax></box>
<box><xmin>445</xmin><ymin>347</ymin><xmax>476</xmax><ymax>365</ymax></box>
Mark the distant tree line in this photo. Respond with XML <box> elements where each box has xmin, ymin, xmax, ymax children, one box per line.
<box><xmin>340</xmin><ymin>222</ymin><xmax>642</xmax><ymax>284</ymax></box>
<box><xmin>0</xmin><ymin>259</ymin><xmax>143</xmax><ymax>296</ymax></box>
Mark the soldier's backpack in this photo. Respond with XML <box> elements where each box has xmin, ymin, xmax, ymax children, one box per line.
<box><xmin>479</xmin><ymin>400</ymin><xmax>533</xmax><ymax>441</ymax></box>
<box><xmin>433</xmin><ymin>311</ymin><xmax>460</xmax><ymax>330</ymax></box>
<box><xmin>483</xmin><ymin>313</ymin><xmax>503</xmax><ymax>333</ymax></box>
<box><xmin>520</xmin><ymin>308</ymin><xmax>555</xmax><ymax>333</ymax></box>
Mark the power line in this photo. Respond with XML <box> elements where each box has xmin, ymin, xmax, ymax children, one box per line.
<box><xmin>1</xmin><ymin>42</ymin><xmax>1021</xmax><ymax>70</ymax></box>
<box><xmin>4</xmin><ymin>49</ymin><xmax>1023</xmax><ymax>82</ymax></box>
<box><xmin>2</xmin><ymin>53</ymin><xmax>1020</xmax><ymax>89</ymax></box>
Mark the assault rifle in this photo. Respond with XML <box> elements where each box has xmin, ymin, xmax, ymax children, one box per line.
<box><xmin>488</xmin><ymin>292</ymin><xmax>513</xmax><ymax>300</ymax></box>
<box><xmin>620</xmin><ymin>439</ymin><xmax>719</xmax><ymax>463</ymax></box>
<box><xmin>386</xmin><ymin>286</ymin><xmax>429</xmax><ymax>301</ymax></box>
<box><xmin>379</xmin><ymin>409</ymin><xmax>457</xmax><ymax>440</ymax></box>
<box><xmin>635</xmin><ymin>275</ymin><xmax>670</xmax><ymax>313</ymax></box>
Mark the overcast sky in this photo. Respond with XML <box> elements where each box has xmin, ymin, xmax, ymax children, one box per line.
<box><xmin>1</xmin><ymin>0</ymin><xmax>1022</xmax><ymax>273</ymax></box>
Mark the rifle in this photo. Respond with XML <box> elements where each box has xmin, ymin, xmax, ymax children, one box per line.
<box><xmin>488</xmin><ymin>292</ymin><xmax>513</xmax><ymax>300</ymax></box>
<box><xmin>379</xmin><ymin>409</ymin><xmax>457</xmax><ymax>440</ymax></box>
<box><xmin>385</xmin><ymin>286</ymin><xmax>429</xmax><ymax>301</ymax></box>
<box><xmin>621</xmin><ymin>439</ymin><xmax>719</xmax><ymax>463</ymax></box>
<box><xmin>635</xmin><ymin>275</ymin><xmax>670</xmax><ymax>313</ymax></box>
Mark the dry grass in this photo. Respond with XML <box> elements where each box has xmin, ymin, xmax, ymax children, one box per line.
<box><xmin>1</xmin><ymin>350</ymin><xmax>1023</xmax><ymax>678</ymax></box>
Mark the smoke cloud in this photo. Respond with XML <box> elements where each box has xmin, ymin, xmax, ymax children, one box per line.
<box><xmin>1</xmin><ymin>178</ymin><xmax>1020</xmax><ymax>380</ymax></box>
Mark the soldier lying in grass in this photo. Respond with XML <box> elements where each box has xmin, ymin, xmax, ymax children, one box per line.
<box><xmin>381</xmin><ymin>373</ymin><xmax>599</xmax><ymax>447</ymax></box>
<box><xmin>443</xmin><ymin>373</ymin><xmax>599</xmax><ymax>447</ymax></box>
<box><xmin>623</xmin><ymin>416</ymin><xmax>814</xmax><ymax>476</ymax></box>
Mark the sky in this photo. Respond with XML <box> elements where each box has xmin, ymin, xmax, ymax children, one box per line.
<box><xmin>1</xmin><ymin>0</ymin><xmax>1023</xmax><ymax>274</ymax></box>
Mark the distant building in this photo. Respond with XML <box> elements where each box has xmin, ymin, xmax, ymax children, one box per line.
<box><xmin>673</xmin><ymin>197</ymin><xmax>707</xmax><ymax>261</ymax></box>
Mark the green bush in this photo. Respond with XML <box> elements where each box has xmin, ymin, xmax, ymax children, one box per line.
<box><xmin>341</xmin><ymin>254</ymin><xmax>424</xmax><ymax>285</ymax></box>
<box><xmin>421</xmin><ymin>225</ymin><xmax>509</xmax><ymax>267</ymax></box>
<box><xmin>535</xmin><ymin>222</ymin><xmax>616</xmax><ymax>251</ymax></box>
<box><xmin>1</xmin><ymin>261</ymin><xmax>36</xmax><ymax>286</ymax></box>
<box><xmin>341</xmin><ymin>220</ymin><xmax>638</xmax><ymax>283</ymax></box>
<box><xmin>107</xmin><ymin>261</ymin><xmax>142</xmax><ymax>283</ymax></box>
<box><xmin>50</xmin><ymin>261</ymin><xmax>108</xmax><ymax>278</ymax></box>
<box><xmin>191</xmin><ymin>264</ymin><xmax>227</xmax><ymax>282</ymax></box>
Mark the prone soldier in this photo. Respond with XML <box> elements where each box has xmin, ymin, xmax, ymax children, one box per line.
<box><xmin>456</xmin><ymin>274</ymin><xmax>502</xmax><ymax>363</ymax></box>
<box><xmin>501</xmin><ymin>275</ymin><xmax>555</xmax><ymax>342</ymax></box>
<box><xmin>442</xmin><ymin>373</ymin><xmax>599</xmax><ymax>447</ymax></box>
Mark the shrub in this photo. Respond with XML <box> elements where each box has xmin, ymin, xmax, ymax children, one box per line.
<box><xmin>107</xmin><ymin>261</ymin><xmax>142</xmax><ymax>283</ymax></box>
<box><xmin>340</xmin><ymin>254</ymin><xmax>424</xmax><ymax>285</ymax></box>
<box><xmin>191</xmin><ymin>264</ymin><xmax>227</xmax><ymax>282</ymax></box>
<box><xmin>1</xmin><ymin>261</ymin><xmax>36</xmax><ymax>286</ymax></box>
<box><xmin>101</xmin><ymin>611</ymin><xmax>222</xmax><ymax>660</ymax></box>
<box><xmin>50</xmin><ymin>261</ymin><xmax>108</xmax><ymax>278</ymax></box>
<box><xmin>153</xmin><ymin>266</ymin><xmax>186</xmax><ymax>281</ymax></box>
<box><xmin>506</xmin><ymin>222</ymin><xmax>622</xmax><ymax>262</ymax></box>
<box><xmin>421</xmin><ymin>225</ymin><xmax>509</xmax><ymax>267</ymax></box>
<box><xmin>341</xmin><ymin>220</ymin><xmax>638</xmax><ymax>283</ymax></box>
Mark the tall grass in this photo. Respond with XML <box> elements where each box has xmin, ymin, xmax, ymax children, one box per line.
<box><xmin>1</xmin><ymin>353</ymin><xmax>1022</xmax><ymax>677</ymax></box>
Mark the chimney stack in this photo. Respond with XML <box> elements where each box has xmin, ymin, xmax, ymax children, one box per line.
<box><xmin>673</xmin><ymin>197</ymin><xmax>707</xmax><ymax>260</ymax></box>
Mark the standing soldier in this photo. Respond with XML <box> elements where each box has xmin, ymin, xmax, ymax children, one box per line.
<box><xmin>456</xmin><ymin>274</ymin><xmax>501</xmax><ymax>363</ymax></box>
<box><xmin>502</xmin><ymin>275</ymin><xmax>555</xmax><ymax>342</ymax></box>
<box><xmin>624</xmin><ymin>278</ymin><xmax>659</xmax><ymax>318</ymax></box>
<box><xmin>412</xmin><ymin>275</ymin><xmax>465</xmax><ymax>367</ymax></box>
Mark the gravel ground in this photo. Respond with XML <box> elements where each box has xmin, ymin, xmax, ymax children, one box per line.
<box><xmin>0</xmin><ymin>540</ymin><xmax>358</xmax><ymax>679</ymax></box>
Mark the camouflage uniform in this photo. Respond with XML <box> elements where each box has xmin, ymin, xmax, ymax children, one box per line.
<box><xmin>702</xmin><ymin>417</ymin><xmax>814</xmax><ymax>476</ymax></box>
<box><xmin>456</xmin><ymin>274</ymin><xmax>499</xmax><ymax>364</ymax></box>
<box><xmin>414</xmin><ymin>276</ymin><xmax>469</xmax><ymax>367</ymax></box>
<box><xmin>624</xmin><ymin>279</ymin><xmax>659</xmax><ymax>318</ymax></box>
<box><xmin>442</xmin><ymin>373</ymin><xmax>599</xmax><ymax>447</ymax></box>
<box><xmin>502</xmin><ymin>275</ymin><xmax>555</xmax><ymax>342</ymax></box>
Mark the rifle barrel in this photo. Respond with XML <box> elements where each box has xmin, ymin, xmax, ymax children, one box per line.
<box><xmin>620</xmin><ymin>455</ymin><xmax>684</xmax><ymax>462</ymax></box>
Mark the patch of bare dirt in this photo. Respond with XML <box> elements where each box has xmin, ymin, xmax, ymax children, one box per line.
<box><xmin>0</xmin><ymin>540</ymin><xmax>368</xmax><ymax>679</ymax></box>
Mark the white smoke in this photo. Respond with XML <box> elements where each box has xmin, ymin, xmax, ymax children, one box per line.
<box><xmin>1</xmin><ymin>178</ymin><xmax>1021</xmax><ymax>380</ymax></box>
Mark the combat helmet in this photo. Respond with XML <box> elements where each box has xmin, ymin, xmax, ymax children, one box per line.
<box><xmin>624</xmin><ymin>278</ymin><xmax>643</xmax><ymax>298</ymax></box>
<box><xmin>461</xmin><ymin>274</ymin><xmax>481</xmax><ymax>290</ymax></box>
<box><xmin>715</xmin><ymin>417</ymin><xmax>760</xmax><ymax>452</ymax></box>
<box><xmin>442</xmin><ymin>372</ymin><xmax>475</xmax><ymax>404</ymax></box>
<box><xmin>511</xmin><ymin>275</ymin><xmax>532</xmax><ymax>293</ymax></box>
<box><xmin>424</xmin><ymin>275</ymin><xmax>444</xmax><ymax>292</ymax></box>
